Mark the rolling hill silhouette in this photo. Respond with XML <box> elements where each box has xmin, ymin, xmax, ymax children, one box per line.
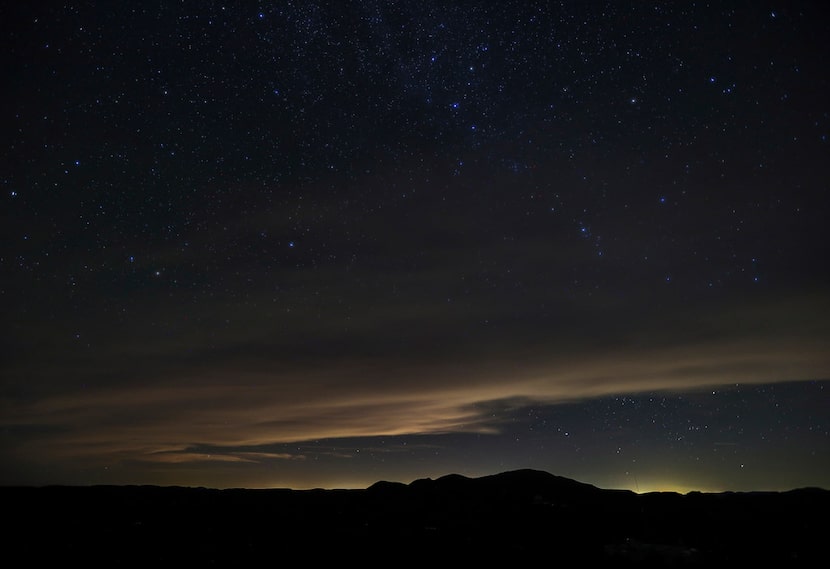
<box><xmin>4</xmin><ymin>469</ymin><xmax>828</xmax><ymax>566</ymax></box>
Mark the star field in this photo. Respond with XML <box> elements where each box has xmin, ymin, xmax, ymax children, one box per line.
<box><xmin>1</xmin><ymin>2</ymin><xmax>829</xmax><ymax>490</ymax></box>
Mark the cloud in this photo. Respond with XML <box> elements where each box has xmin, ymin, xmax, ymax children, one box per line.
<box><xmin>3</xmin><ymin>314</ymin><xmax>827</xmax><ymax>475</ymax></box>
<box><xmin>2</xmin><ymin>276</ymin><xmax>828</xmax><ymax>488</ymax></box>
<box><xmin>138</xmin><ymin>450</ymin><xmax>303</xmax><ymax>464</ymax></box>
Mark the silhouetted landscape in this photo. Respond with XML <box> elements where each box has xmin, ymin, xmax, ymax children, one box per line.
<box><xmin>4</xmin><ymin>469</ymin><xmax>828</xmax><ymax>566</ymax></box>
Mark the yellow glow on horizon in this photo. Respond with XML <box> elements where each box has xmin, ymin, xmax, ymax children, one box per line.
<box><xmin>260</xmin><ymin>480</ymin><xmax>369</xmax><ymax>491</ymax></box>
<box><xmin>622</xmin><ymin>480</ymin><xmax>725</xmax><ymax>494</ymax></box>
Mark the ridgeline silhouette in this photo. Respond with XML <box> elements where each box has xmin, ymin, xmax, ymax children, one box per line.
<box><xmin>4</xmin><ymin>469</ymin><xmax>827</xmax><ymax>566</ymax></box>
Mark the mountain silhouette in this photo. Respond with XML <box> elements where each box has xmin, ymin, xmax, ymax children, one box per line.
<box><xmin>4</xmin><ymin>469</ymin><xmax>828</xmax><ymax>567</ymax></box>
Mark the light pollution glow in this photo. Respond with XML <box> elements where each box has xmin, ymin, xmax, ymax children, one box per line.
<box><xmin>2</xmin><ymin>328</ymin><xmax>827</xmax><ymax>490</ymax></box>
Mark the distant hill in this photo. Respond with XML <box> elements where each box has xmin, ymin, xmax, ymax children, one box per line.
<box><xmin>3</xmin><ymin>469</ymin><xmax>828</xmax><ymax>567</ymax></box>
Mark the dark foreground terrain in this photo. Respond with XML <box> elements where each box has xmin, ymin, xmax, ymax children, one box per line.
<box><xmin>4</xmin><ymin>469</ymin><xmax>828</xmax><ymax>567</ymax></box>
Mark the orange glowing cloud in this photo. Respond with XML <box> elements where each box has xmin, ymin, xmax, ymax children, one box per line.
<box><xmin>3</xmin><ymin>326</ymin><xmax>826</xmax><ymax>473</ymax></box>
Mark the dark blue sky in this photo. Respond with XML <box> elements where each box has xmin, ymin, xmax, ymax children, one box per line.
<box><xmin>2</xmin><ymin>1</ymin><xmax>828</xmax><ymax>490</ymax></box>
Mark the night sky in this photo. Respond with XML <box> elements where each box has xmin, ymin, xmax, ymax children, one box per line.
<box><xmin>2</xmin><ymin>2</ymin><xmax>829</xmax><ymax>492</ymax></box>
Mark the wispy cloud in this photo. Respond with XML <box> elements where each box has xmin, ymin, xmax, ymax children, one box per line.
<box><xmin>3</xmin><ymin>319</ymin><xmax>826</xmax><ymax>475</ymax></box>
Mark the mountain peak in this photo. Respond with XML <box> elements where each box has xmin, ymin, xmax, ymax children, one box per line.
<box><xmin>372</xmin><ymin>468</ymin><xmax>603</xmax><ymax>504</ymax></box>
